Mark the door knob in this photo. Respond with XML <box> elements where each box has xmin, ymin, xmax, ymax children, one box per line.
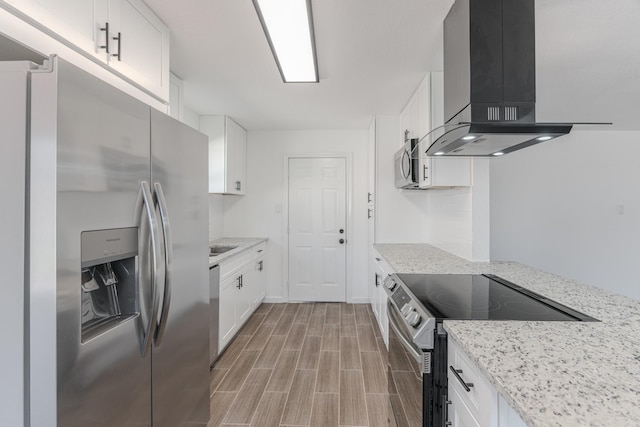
<box><xmin>339</xmin><ymin>239</ymin><xmax>345</xmax><ymax>244</ymax></box>
<box><xmin>339</xmin><ymin>229</ymin><xmax>344</xmax><ymax>234</ymax></box>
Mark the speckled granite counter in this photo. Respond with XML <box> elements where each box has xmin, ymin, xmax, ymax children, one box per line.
<box><xmin>208</xmin><ymin>237</ymin><xmax>267</xmax><ymax>267</ymax></box>
<box><xmin>374</xmin><ymin>243</ymin><xmax>640</xmax><ymax>427</ymax></box>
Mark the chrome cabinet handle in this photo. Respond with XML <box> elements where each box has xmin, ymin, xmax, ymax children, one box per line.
<box><xmin>449</xmin><ymin>366</ymin><xmax>474</xmax><ymax>392</ymax></box>
<box><xmin>423</xmin><ymin>164</ymin><xmax>429</xmax><ymax>181</ymax></box>
<box><xmin>99</xmin><ymin>22</ymin><xmax>110</xmax><ymax>53</ymax></box>
<box><xmin>367</xmin><ymin>208</ymin><xmax>372</xmax><ymax>219</ymax></box>
<box><xmin>367</xmin><ymin>192</ymin><xmax>373</xmax><ymax>203</ymax></box>
<box><xmin>235</xmin><ymin>180</ymin><xmax>241</xmax><ymax>191</ymax></box>
<box><xmin>153</xmin><ymin>183</ymin><xmax>172</xmax><ymax>346</ymax></box>
<box><xmin>236</xmin><ymin>276</ymin><xmax>242</xmax><ymax>289</ymax></box>
<box><xmin>134</xmin><ymin>181</ymin><xmax>162</xmax><ymax>357</ymax></box>
<box><xmin>112</xmin><ymin>32</ymin><xmax>122</xmax><ymax>61</ymax></box>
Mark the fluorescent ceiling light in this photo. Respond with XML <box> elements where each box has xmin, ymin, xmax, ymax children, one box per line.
<box><xmin>253</xmin><ymin>0</ymin><xmax>318</xmax><ymax>83</ymax></box>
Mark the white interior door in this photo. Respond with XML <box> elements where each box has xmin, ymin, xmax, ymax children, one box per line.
<box><xmin>288</xmin><ymin>157</ymin><xmax>347</xmax><ymax>302</ymax></box>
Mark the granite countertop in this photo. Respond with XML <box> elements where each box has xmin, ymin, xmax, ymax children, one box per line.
<box><xmin>208</xmin><ymin>237</ymin><xmax>267</xmax><ymax>267</ymax></box>
<box><xmin>374</xmin><ymin>243</ymin><xmax>640</xmax><ymax>427</ymax></box>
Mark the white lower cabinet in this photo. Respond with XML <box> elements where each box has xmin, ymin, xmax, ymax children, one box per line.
<box><xmin>448</xmin><ymin>384</ymin><xmax>481</xmax><ymax>427</ymax></box>
<box><xmin>370</xmin><ymin>249</ymin><xmax>392</xmax><ymax>347</ymax></box>
<box><xmin>447</xmin><ymin>337</ymin><xmax>527</xmax><ymax>427</ymax></box>
<box><xmin>252</xmin><ymin>255</ymin><xmax>266</xmax><ymax>306</ymax></box>
<box><xmin>218</xmin><ymin>273</ymin><xmax>239</xmax><ymax>349</ymax></box>
<box><xmin>218</xmin><ymin>242</ymin><xmax>267</xmax><ymax>353</ymax></box>
<box><xmin>236</xmin><ymin>263</ymin><xmax>253</xmax><ymax>324</ymax></box>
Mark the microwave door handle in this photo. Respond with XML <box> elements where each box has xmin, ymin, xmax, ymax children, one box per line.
<box><xmin>153</xmin><ymin>182</ymin><xmax>172</xmax><ymax>346</ymax></box>
<box><xmin>400</xmin><ymin>150</ymin><xmax>411</xmax><ymax>179</ymax></box>
<box><xmin>135</xmin><ymin>181</ymin><xmax>162</xmax><ymax>357</ymax></box>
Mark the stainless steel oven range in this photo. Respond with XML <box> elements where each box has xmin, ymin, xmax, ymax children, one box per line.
<box><xmin>384</xmin><ymin>273</ymin><xmax>598</xmax><ymax>427</ymax></box>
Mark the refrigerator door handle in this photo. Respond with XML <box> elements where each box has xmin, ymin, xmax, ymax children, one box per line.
<box><xmin>135</xmin><ymin>181</ymin><xmax>162</xmax><ymax>356</ymax></box>
<box><xmin>153</xmin><ymin>182</ymin><xmax>173</xmax><ymax>346</ymax></box>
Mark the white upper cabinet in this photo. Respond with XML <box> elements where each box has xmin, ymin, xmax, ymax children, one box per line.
<box><xmin>1</xmin><ymin>0</ymin><xmax>107</xmax><ymax>60</ymax></box>
<box><xmin>200</xmin><ymin>115</ymin><xmax>247</xmax><ymax>195</ymax></box>
<box><xmin>0</xmin><ymin>0</ymin><xmax>169</xmax><ymax>101</ymax></box>
<box><xmin>400</xmin><ymin>72</ymin><xmax>471</xmax><ymax>189</ymax></box>
<box><xmin>399</xmin><ymin>91</ymin><xmax>419</xmax><ymax>143</ymax></box>
<box><xmin>106</xmin><ymin>0</ymin><xmax>169</xmax><ymax>100</ymax></box>
<box><xmin>169</xmin><ymin>72</ymin><xmax>184</xmax><ymax>121</ymax></box>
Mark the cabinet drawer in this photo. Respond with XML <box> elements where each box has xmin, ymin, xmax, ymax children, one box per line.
<box><xmin>449</xmin><ymin>382</ymin><xmax>481</xmax><ymax>427</ymax></box>
<box><xmin>219</xmin><ymin>249</ymin><xmax>251</xmax><ymax>280</ymax></box>
<box><xmin>372</xmin><ymin>250</ymin><xmax>394</xmax><ymax>276</ymax></box>
<box><xmin>448</xmin><ymin>337</ymin><xmax>497</xmax><ymax>426</ymax></box>
<box><xmin>252</xmin><ymin>242</ymin><xmax>266</xmax><ymax>258</ymax></box>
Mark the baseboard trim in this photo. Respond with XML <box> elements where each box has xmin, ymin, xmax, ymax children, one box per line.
<box><xmin>348</xmin><ymin>297</ymin><xmax>371</xmax><ymax>304</ymax></box>
<box><xmin>262</xmin><ymin>297</ymin><xmax>372</xmax><ymax>304</ymax></box>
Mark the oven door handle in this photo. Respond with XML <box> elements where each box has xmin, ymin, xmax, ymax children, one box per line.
<box><xmin>388</xmin><ymin>300</ymin><xmax>423</xmax><ymax>364</ymax></box>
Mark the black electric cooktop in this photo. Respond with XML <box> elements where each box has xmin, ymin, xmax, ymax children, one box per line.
<box><xmin>396</xmin><ymin>273</ymin><xmax>598</xmax><ymax>322</ymax></box>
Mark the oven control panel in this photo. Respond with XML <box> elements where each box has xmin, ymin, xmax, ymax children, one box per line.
<box><xmin>386</xmin><ymin>274</ymin><xmax>437</xmax><ymax>349</ymax></box>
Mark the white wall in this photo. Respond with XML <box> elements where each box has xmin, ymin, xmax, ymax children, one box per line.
<box><xmin>183</xmin><ymin>106</ymin><xmax>225</xmax><ymax>242</ymax></box>
<box><xmin>208</xmin><ymin>195</ymin><xmax>224</xmax><ymax>241</ymax></box>
<box><xmin>373</xmin><ymin>116</ymin><xmax>490</xmax><ymax>260</ymax></box>
<box><xmin>490</xmin><ymin>130</ymin><xmax>640</xmax><ymax>300</ymax></box>
<box><xmin>223</xmin><ymin>129</ymin><xmax>370</xmax><ymax>302</ymax></box>
<box><xmin>182</xmin><ymin>105</ymin><xmax>200</xmax><ymax>130</ymax></box>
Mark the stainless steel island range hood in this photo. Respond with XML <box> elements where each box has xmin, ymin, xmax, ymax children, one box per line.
<box><xmin>424</xmin><ymin>0</ymin><xmax>586</xmax><ymax>157</ymax></box>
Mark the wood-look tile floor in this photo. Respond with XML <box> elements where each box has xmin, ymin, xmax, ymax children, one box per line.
<box><xmin>209</xmin><ymin>303</ymin><xmax>389</xmax><ymax>427</ymax></box>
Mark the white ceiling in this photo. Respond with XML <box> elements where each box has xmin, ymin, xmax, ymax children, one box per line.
<box><xmin>144</xmin><ymin>0</ymin><xmax>454</xmax><ymax>130</ymax></box>
<box><xmin>144</xmin><ymin>0</ymin><xmax>640</xmax><ymax>131</ymax></box>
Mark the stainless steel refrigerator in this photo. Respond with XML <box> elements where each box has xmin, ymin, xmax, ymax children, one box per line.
<box><xmin>0</xmin><ymin>56</ymin><xmax>210</xmax><ymax>427</ymax></box>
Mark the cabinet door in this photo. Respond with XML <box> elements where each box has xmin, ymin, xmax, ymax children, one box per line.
<box><xmin>418</xmin><ymin>156</ymin><xmax>432</xmax><ymax>188</ymax></box>
<box><xmin>237</xmin><ymin>266</ymin><xmax>253</xmax><ymax>323</ymax></box>
<box><xmin>399</xmin><ymin>98</ymin><xmax>412</xmax><ymax>144</ymax></box>
<box><xmin>200</xmin><ymin>116</ymin><xmax>225</xmax><ymax>193</ymax></box>
<box><xmin>107</xmin><ymin>0</ymin><xmax>170</xmax><ymax>101</ymax></box>
<box><xmin>253</xmin><ymin>256</ymin><xmax>266</xmax><ymax>306</ymax></box>
<box><xmin>225</xmin><ymin>117</ymin><xmax>247</xmax><ymax>195</ymax></box>
<box><xmin>370</xmin><ymin>258</ymin><xmax>381</xmax><ymax>319</ymax></box>
<box><xmin>2</xmin><ymin>0</ymin><xmax>108</xmax><ymax>61</ymax></box>
<box><xmin>448</xmin><ymin>385</ymin><xmax>481</xmax><ymax>427</ymax></box>
<box><xmin>219</xmin><ymin>274</ymin><xmax>239</xmax><ymax>352</ymax></box>
<box><xmin>378</xmin><ymin>283</ymin><xmax>388</xmax><ymax>347</ymax></box>
<box><xmin>169</xmin><ymin>73</ymin><xmax>183</xmax><ymax>121</ymax></box>
<box><xmin>430</xmin><ymin>158</ymin><xmax>471</xmax><ymax>187</ymax></box>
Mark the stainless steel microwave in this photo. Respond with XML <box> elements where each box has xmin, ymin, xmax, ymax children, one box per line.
<box><xmin>394</xmin><ymin>138</ymin><xmax>420</xmax><ymax>189</ymax></box>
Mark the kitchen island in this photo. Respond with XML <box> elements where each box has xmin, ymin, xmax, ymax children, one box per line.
<box><xmin>374</xmin><ymin>244</ymin><xmax>640</xmax><ymax>427</ymax></box>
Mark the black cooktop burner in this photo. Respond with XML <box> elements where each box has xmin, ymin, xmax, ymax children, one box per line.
<box><xmin>396</xmin><ymin>273</ymin><xmax>598</xmax><ymax>321</ymax></box>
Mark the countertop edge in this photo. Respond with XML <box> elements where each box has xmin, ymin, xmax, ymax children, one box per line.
<box><xmin>208</xmin><ymin>237</ymin><xmax>268</xmax><ymax>267</ymax></box>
